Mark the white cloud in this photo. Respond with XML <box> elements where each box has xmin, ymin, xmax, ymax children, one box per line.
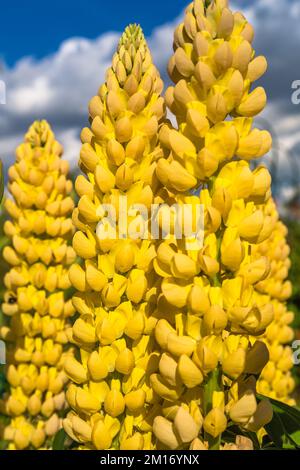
<box><xmin>57</xmin><ymin>127</ymin><xmax>84</xmax><ymax>165</ymax></box>
<box><xmin>0</xmin><ymin>21</ymin><xmax>176</xmax><ymax>167</ymax></box>
<box><xmin>148</xmin><ymin>21</ymin><xmax>175</xmax><ymax>73</ymax></box>
<box><xmin>10</xmin><ymin>77</ymin><xmax>54</xmax><ymax>113</ymax></box>
<box><xmin>0</xmin><ymin>32</ymin><xmax>120</xmax><ymax>129</ymax></box>
<box><xmin>0</xmin><ymin>0</ymin><xmax>299</xmax><ymax>203</ymax></box>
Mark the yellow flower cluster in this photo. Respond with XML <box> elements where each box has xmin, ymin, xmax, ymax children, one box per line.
<box><xmin>255</xmin><ymin>200</ymin><xmax>295</xmax><ymax>405</ymax></box>
<box><xmin>0</xmin><ymin>0</ymin><xmax>294</xmax><ymax>453</ymax></box>
<box><xmin>150</xmin><ymin>0</ymin><xmax>276</xmax><ymax>449</ymax></box>
<box><xmin>65</xmin><ymin>0</ymin><xmax>293</xmax><ymax>451</ymax></box>
<box><xmin>0</xmin><ymin>121</ymin><xmax>76</xmax><ymax>449</ymax></box>
<box><xmin>63</xmin><ymin>24</ymin><xmax>166</xmax><ymax>450</ymax></box>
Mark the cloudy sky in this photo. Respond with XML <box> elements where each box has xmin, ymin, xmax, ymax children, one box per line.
<box><xmin>0</xmin><ymin>0</ymin><xmax>299</xmax><ymax>201</ymax></box>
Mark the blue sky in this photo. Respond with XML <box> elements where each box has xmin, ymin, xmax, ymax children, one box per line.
<box><xmin>0</xmin><ymin>0</ymin><xmax>299</xmax><ymax>203</ymax></box>
<box><xmin>0</xmin><ymin>0</ymin><xmax>191</xmax><ymax>65</ymax></box>
<box><xmin>1</xmin><ymin>0</ymin><xmax>256</xmax><ymax>65</ymax></box>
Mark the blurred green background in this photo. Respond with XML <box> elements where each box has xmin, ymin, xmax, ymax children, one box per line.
<box><xmin>286</xmin><ymin>220</ymin><xmax>300</xmax><ymax>399</ymax></box>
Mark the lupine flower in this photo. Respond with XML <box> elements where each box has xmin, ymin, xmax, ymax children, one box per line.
<box><xmin>0</xmin><ymin>121</ymin><xmax>76</xmax><ymax>449</ymax></box>
<box><xmin>255</xmin><ymin>200</ymin><xmax>295</xmax><ymax>405</ymax></box>
<box><xmin>63</xmin><ymin>24</ymin><xmax>166</xmax><ymax>450</ymax></box>
<box><xmin>151</xmin><ymin>0</ymin><xmax>276</xmax><ymax>449</ymax></box>
<box><xmin>65</xmin><ymin>0</ymin><xmax>293</xmax><ymax>451</ymax></box>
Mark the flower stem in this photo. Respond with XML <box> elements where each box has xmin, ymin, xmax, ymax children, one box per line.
<box><xmin>205</xmin><ymin>0</ymin><xmax>213</xmax><ymax>8</ymax></box>
<box><xmin>204</xmin><ymin>366</ymin><xmax>222</xmax><ymax>450</ymax></box>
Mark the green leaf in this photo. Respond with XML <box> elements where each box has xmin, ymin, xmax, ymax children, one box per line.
<box><xmin>204</xmin><ymin>367</ymin><xmax>222</xmax><ymax>449</ymax></box>
<box><xmin>269</xmin><ymin>398</ymin><xmax>300</xmax><ymax>422</ymax></box>
<box><xmin>0</xmin><ymin>440</ymin><xmax>7</xmax><ymax>450</ymax></box>
<box><xmin>242</xmin><ymin>430</ymin><xmax>261</xmax><ymax>450</ymax></box>
<box><xmin>278</xmin><ymin>413</ymin><xmax>300</xmax><ymax>447</ymax></box>
<box><xmin>52</xmin><ymin>429</ymin><xmax>67</xmax><ymax>450</ymax></box>
<box><xmin>258</xmin><ymin>394</ymin><xmax>300</xmax><ymax>449</ymax></box>
<box><xmin>264</xmin><ymin>409</ymin><xmax>285</xmax><ymax>448</ymax></box>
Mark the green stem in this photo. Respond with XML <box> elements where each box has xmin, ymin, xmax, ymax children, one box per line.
<box><xmin>212</xmin><ymin>226</ymin><xmax>223</xmax><ymax>287</ymax></box>
<box><xmin>212</xmin><ymin>275</ymin><xmax>221</xmax><ymax>287</ymax></box>
<box><xmin>204</xmin><ymin>366</ymin><xmax>222</xmax><ymax>450</ymax></box>
<box><xmin>205</xmin><ymin>0</ymin><xmax>213</xmax><ymax>8</ymax></box>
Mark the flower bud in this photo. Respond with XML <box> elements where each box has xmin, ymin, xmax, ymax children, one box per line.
<box><xmin>229</xmin><ymin>390</ymin><xmax>257</xmax><ymax>424</ymax></box>
<box><xmin>69</xmin><ymin>264</ymin><xmax>87</xmax><ymax>292</ymax></box>
<box><xmin>188</xmin><ymin>285</ymin><xmax>210</xmax><ymax>315</ymax></box>
<box><xmin>203</xmin><ymin>408</ymin><xmax>227</xmax><ymax>438</ymax></box>
<box><xmin>45</xmin><ymin>414</ymin><xmax>60</xmax><ymax>437</ymax></box>
<box><xmin>115</xmin><ymin>349</ymin><xmax>135</xmax><ymax>375</ymax></box>
<box><xmin>7</xmin><ymin>365</ymin><xmax>20</xmax><ymax>387</ymax></box>
<box><xmin>73</xmin><ymin>318</ymin><xmax>97</xmax><ymax>344</ymax></box>
<box><xmin>115</xmin><ymin>243</ymin><xmax>135</xmax><ymax>273</ymax></box>
<box><xmin>14</xmin><ymin>430</ymin><xmax>30</xmax><ymax>450</ymax></box>
<box><xmin>189</xmin><ymin>438</ymin><xmax>207</xmax><ymax>450</ymax></box>
<box><xmin>153</xmin><ymin>416</ymin><xmax>180</xmax><ymax>450</ymax></box>
<box><xmin>85</xmin><ymin>264</ymin><xmax>107</xmax><ymax>291</ymax></box>
<box><xmin>64</xmin><ymin>357</ymin><xmax>88</xmax><ymax>384</ymax></box>
<box><xmin>203</xmin><ymin>305</ymin><xmax>228</xmax><ymax>335</ymax></box>
<box><xmin>150</xmin><ymin>374</ymin><xmax>183</xmax><ymax>401</ymax></box>
<box><xmin>27</xmin><ymin>394</ymin><xmax>42</xmax><ymax>416</ymax></box>
<box><xmin>71</xmin><ymin>415</ymin><xmax>92</xmax><ymax>442</ymax></box>
<box><xmin>125</xmin><ymin>390</ymin><xmax>146</xmax><ymax>412</ymax></box>
<box><xmin>161</xmin><ymin>279</ymin><xmax>191</xmax><ymax>308</ymax></box>
<box><xmin>88</xmin><ymin>351</ymin><xmax>109</xmax><ymax>381</ymax></box>
<box><xmin>222</xmin><ymin>348</ymin><xmax>246</xmax><ymax>380</ymax></box>
<box><xmin>194</xmin><ymin>343</ymin><xmax>218</xmax><ymax>375</ymax></box>
<box><xmin>7</xmin><ymin>397</ymin><xmax>26</xmax><ymax>416</ymax></box>
<box><xmin>115</xmin><ymin>164</ymin><xmax>134</xmax><ymax>191</ymax></box>
<box><xmin>167</xmin><ymin>333</ymin><xmax>196</xmax><ymax>358</ymax></box>
<box><xmin>73</xmin><ymin>231</ymin><xmax>97</xmax><ymax>259</ymax></box>
<box><xmin>170</xmin><ymin>254</ymin><xmax>198</xmax><ymax>279</ymax></box>
<box><xmin>237</xmin><ymin>87</ymin><xmax>267</xmax><ymax>117</ymax></box>
<box><xmin>104</xmin><ymin>390</ymin><xmax>125</xmax><ymax>417</ymax></box>
<box><xmin>92</xmin><ymin>420</ymin><xmax>112</xmax><ymax>450</ymax></box>
<box><xmin>41</xmin><ymin>398</ymin><xmax>55</xmax><ymax>418</ymax></box>
<box><xmin>75</xmin><ymin>388</ymin><xmax>101</xmax><ymax>414</ymax></box>
<box><xmin>159</xmin><ymin>353</ymin><xmax>177</xmax><ymax>386</ymax></box>
<box><xmin>244</xmin><ymin>399</ymin><xmax>273</xmax><ymax>432</ymax></box>
<box><xmin>155</xmin><ymin>319</ymin><xmax>175</xmax><ymax>350</ymax></box>
<box><xmin>177</xmin><ymin>354</ymin><xmax>203</xmax><ymax>388</ymax></box>
<box><xmin>31</xmin><ymin>428</ymin><xmax>46</xmax><ymax>449</ymax></box>
<box><xmin>126</xmin><ymin>270</ymin><xmax>147</xmax><ymax>304</ymax></box>
<box><xmin>247</xmin><ymin>56</ymin><xmax>268</xmax><ymax>82</ymax></box>
<box><xmin>174</xmin><ymin>407</ymin><xmax>200</xmax><ymax>444</ymax></box>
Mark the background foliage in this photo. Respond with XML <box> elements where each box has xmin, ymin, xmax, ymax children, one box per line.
<box><xmin>285</xmin><ymin>220</ymin><xmax>300</xmax><ymax>398</ymax></box>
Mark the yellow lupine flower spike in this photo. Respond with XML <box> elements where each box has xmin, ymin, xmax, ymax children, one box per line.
<box><xmin>64</xmin><ymin>24</ymin><xmax>166</xmax><ymax>449</ymax></box>
<box><xmin>61</xmin><ymin>1</ymin><xmax>291</xmax><ymax>452</ymax></box>
<box><xmin>255</xmin><ymin>200</ymin><xmax>295</xmax><ymax>405</ymax></box>
<box><xmin>1</xmin><ymin>121</ymin><xmax>76</xmax><ymax>449</ymax></box>
<box><xmin>161</xmin><ymin>0</ymin><xmax>272</xmax><ymax>189</ymax></box>
<box><xmin>151</xmin><ymin>0</ymin><xmax>279</xmax><ymax>450</ymax></box>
